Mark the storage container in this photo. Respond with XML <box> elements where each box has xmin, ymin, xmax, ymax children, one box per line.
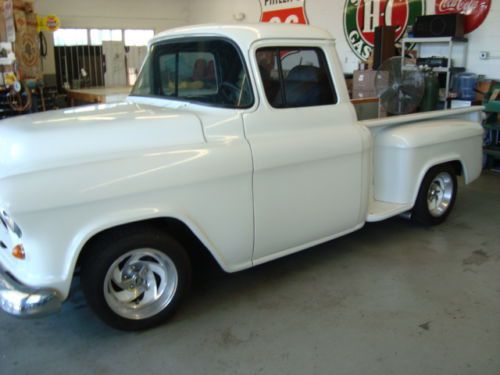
<box><xmin>455</xmin><ymin>72</ymin><xmax>478</xmax><ymax>101</ymax></box>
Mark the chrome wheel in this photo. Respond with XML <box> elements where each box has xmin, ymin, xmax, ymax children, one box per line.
<box><xmin>427</xmin><ymin>172</ymin><xmax>454</xmax><ymax>218</ymax></box>
<box><xmin>103</xmin><ymin>248</ymin><xmax>178</xmax><ymax>320</ymax></box>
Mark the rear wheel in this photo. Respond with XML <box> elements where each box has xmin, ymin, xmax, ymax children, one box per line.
<box><xmin>81</xmin><ymin>227</ymin><xmax>191</xmax><ymax>331</ymax></box>
<box><xmin>412</xmin><ymin>164</ymin><xmax>457</xmax><ymax>226</ymax></box>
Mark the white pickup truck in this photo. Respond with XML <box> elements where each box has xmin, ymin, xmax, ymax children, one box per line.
<box><xmin>0</xmin><ymin>24</ymin><xmax>483</xmax><ymax>330</ymax></box>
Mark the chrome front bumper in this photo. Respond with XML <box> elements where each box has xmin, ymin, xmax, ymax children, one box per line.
<box><xmin>0</xmin><ymin>264</ymin><xmax>62</xmax><ymax>318</ymax></box>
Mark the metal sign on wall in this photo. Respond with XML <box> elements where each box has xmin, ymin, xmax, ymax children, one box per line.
<box><xmin>435</xmin><ymin>0</ymin><xmax>491</xmax><ymax>34</ymax></box>
<box><xmin>260</xmin><ymin>0</ymin><xmax>309</xmax><ymax>24</ymax></box>
<box><xmin>344</xmin><ymin>0</ymin><xmax>425</xmax><ymax>61</ymax></box>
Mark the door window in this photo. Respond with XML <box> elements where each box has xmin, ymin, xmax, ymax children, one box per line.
<box><xmin>256</xmin><ymin>47</ymin><xmax>337</xmax><ymax>108</ymax></box>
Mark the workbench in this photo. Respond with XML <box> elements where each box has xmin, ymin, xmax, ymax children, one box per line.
<box><xmin>67</xmin><ymin>87</ymin><xmax>131</xmax><ymax>106</ymax></box>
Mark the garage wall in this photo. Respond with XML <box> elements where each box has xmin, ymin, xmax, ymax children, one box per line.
<box><xmin>187</xmin><ymin>0</ymin><xmax>261</xmax><ymax>25</ymax></box>
<box><xmin>34</xmin><ymin>1</ymin><xmax>498</xmax><ymax>78</ymax></box>
<box><xmin>34</xmin><ymin>0</ymin><xmax>190</xmax><ymax>75</ymax></box>
<box><xmin>463</xmin><ymin>1</ymin><xmax>499</xmax><ymax>78</ymax></box>
<box><xmin>187</xmin><ymin>0</ymin><xmax>500</xmax><ymax>79</ymax></box>
<box><xmin>34</xmin><ymin>0</ymin><xmax>189</xmax><ymax>30</ymax></box>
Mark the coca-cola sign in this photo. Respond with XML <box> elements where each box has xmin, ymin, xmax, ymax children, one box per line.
<box><xmin>435</xmin><ymin>0</ymin><xmax>491</xmax><ymax>34</ymax></box>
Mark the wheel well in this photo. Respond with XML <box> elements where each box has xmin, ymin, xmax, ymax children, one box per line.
<box><xmin>76</xmin><ymin>218</ymin><xmax>220</xmax><ymax>272</ymax></box>
<box><xmin>425</xmin><ymin>160</ymin><xmax>463</xmax><ymax>178</ymax></box>
<box><xmin>448</xmin><ymin>160</ymin><xmax>463</xmax><ymax>176</ymax></box>
<box><xmin>411</xmin><ymin>160</ymin><xmax>463</xmax><ymax>208</ymax></box>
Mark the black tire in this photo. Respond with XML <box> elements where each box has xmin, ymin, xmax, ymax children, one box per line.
<box><xmin>81</xmin><ymin>226</ymin><xmax>191</xmax><ymax>331</ymax></box>
<box><xmin>411</xmin><ymin>164</ymin><xmax>457</xmax><ymax>226</ymax></box>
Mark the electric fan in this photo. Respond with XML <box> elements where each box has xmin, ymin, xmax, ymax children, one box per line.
<box><xmin>375</xmin><ymin>57</ymin><xmax>425</xmax><ymax>115</ymax></box>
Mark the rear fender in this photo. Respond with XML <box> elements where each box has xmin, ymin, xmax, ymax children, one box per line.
<box><xmin>373</xmin><ymin>119</ymin><xmax>483</xmax><ymax>205</ymax></box>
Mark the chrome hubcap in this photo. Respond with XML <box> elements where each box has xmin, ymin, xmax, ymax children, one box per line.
<box><xmin>103</xmin><ymin>249</ymin><xmax>178</xmax><ymax>320</ymax></box>
<box><xmin>427</xmin><ymin>172</ymin><xmax>454</xmax><ymax>218</ymax></box>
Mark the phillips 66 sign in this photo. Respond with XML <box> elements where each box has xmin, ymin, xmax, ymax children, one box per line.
<box><xmin>260</xmin><ymin>0</ymin><xmax>309</xmax><ymax>24</ymax></box>
<box><xmin>344</xmin><ymin>0</ymin><xmax>425</xmax><ymax>61</ymax></box>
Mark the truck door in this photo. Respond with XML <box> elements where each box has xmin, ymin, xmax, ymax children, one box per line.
<box><xmin>244</xmin><ymin>43</ymin><xmax>365</xmax><ymax>263</ymax></box>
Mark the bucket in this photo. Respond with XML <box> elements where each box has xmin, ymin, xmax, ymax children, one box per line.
<box><xmin>455</xmin><ymin>73</ymin><xmax>477</xmax><ymax>101</ymax></box>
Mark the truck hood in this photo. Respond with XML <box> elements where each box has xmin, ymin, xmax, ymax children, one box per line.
<box><xmin>0</xmin><ymin>101</ymin><xmax>205</xmax><ymax>178</ymax></box>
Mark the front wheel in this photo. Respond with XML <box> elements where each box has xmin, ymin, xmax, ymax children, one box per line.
<box><xmin>81</xmin><ymin>227</ymin><xmax>191</xmax><ymax>331</ymax></box>
<box><xmin>412</xmin><ymin>164</ymin><xmax>457</xmax><ymax>226</ymax></box>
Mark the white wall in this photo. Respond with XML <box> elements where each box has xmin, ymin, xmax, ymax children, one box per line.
<box><xmin>187</xmin><ymin>0</ymin><xmax>261</xmax><ymax>25</ymax></box>
<box><xmin>464</xmin><ymin>1</ymin><xmax>500</xmax><ymax>78</ymax></box>
<box><xmin>34</xmin><ymin>0</ymin><xmax>189</xmax><ymax>30</ymax></box>
<box><xmin>187</xmin><ymin>0</ymin><xmax>500</xmax><ymax>79</ymax></box>
<box><xmin>34</xmin><ymin>0</ymin><xmax>190</xmax><ymax>74</ymax></box>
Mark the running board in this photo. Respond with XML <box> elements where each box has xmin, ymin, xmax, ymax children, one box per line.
<box><xmin>367</xmin><ymin>200</ymin><xmax>413</xmax><ymax>222</ymax></box>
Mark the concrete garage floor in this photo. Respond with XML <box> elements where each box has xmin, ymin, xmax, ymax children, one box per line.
<box><xmin>1</xmin><ymin>172</ymin><xmax>499</xmax><ymax>375</ymax></box>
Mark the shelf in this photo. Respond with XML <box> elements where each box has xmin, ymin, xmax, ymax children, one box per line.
<box><xmin>402</xmin><ymin>37</ymin><xmax>468</xmax><ymax>44</ymax></box>
<box><xmin>402</xmin><ymin>36</ymin><xmax>469</xmax><ymax>110</ymax></box>
<box><xmin>403</xmin><ymin>66</ymin><xmax>452</xmax><ymax>73</ymax></box>
<box><xmin>402</xmin><ymin>66</ymin><xmax>465</xmax><ymax>73</ymax></box>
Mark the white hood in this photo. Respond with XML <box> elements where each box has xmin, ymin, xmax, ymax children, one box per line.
<box><xmin>0</xmin><ymin>101</ymin><xmax>205</xmax><ymax>178</ymax></box>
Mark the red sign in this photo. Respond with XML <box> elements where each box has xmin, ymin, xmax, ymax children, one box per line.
<box><xmin>344</xmin><ymin>0</ymin><xmax>425</xmax><ymax>61</ymax></box>
<box><xmin>435</xmin><ymin>0</ymin><xmax>491</xmax><ymax>34</ymax></box>
<box><xmin>260</xmin><ymin>0</ymin><xmax>309</xmax><ymax>24</ymax></box>
<box><xmin>356</xmin><ymin>0</ymin><xmax>412</xmax><ymax>45</ymax></box>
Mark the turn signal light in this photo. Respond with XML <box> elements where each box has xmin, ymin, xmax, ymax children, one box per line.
<box><xmin>12</xmin><ymin>244</ymin><xmax>25</xmax><ymax>260</ymax></box>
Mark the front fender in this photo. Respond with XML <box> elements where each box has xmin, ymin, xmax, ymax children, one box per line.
<box><xmin>1</xmin><ymin>140</ymin><xmax>254</xmax><ymax>299</ymax></box>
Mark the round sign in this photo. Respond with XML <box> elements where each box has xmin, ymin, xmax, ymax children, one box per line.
<box><xmin>45</xmin><ymin>15</ymin><xmax>61</xmax><ymax>32</ymax></box>
<box><xmin>435</xmin><ymin>0</ymin><xmax>491</xmax><ymax>34</ymax></box>
<box><xmin>344</xmin><ymin>0</ymin><xmax>425</xmax><ymax>61</ymax></box>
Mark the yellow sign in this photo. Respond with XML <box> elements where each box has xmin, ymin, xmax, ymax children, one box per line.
<box><xmin>37</xmin><ymin>15</ymin><xmax>61</xmax><ymax>32</ymax></box>
<box><xmin>4</xmin><ymin>72</ymin><xmax>17</xmax><ymax>86</ymax></box>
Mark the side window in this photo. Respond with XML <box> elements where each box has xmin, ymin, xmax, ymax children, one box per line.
<box><xmin>159</xmin><ymin>51</ymin><xmax>218</xmax><ymax>97</ymax></box>
<box><xmin>256</xmin><ymin>47</ymin><xmax>337</xmax><ymax>108</ymax></box>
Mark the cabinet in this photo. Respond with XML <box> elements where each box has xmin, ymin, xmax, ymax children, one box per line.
<box><xmin>401</xmin><ymin>37</ymin><xmax>468</xmax><ymax>109</ymax></box>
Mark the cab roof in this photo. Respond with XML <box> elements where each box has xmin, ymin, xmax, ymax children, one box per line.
<box><xmin>151</xmin><ymin>23</ymin><xmax>335</xmax><ymax>50</ymax></box>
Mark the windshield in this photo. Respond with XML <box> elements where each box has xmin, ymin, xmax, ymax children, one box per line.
<box><xmin>131</xmin><ymin>38</ymin><xmax>253</xmax><ymax>108</ymax></box>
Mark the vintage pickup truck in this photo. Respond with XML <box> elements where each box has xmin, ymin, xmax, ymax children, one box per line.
<box><xmin>0</xmin><ymin>24</ymin><xmax>484</xmax><ymax>330</ymax></box>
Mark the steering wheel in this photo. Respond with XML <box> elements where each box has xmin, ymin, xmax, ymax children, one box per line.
<box><xmin>219</xmin><ymin>81</ymin><xmax>241</xmax><ymax>104</ymax></box>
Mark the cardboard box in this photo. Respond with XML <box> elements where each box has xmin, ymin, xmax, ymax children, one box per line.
<box><xmin>352</xmin><ymin>90</ymin><xmax>378</xmax><ymax>99</ymax></box>
<box><xmin>353</xmin><ymin>70</ymin><xmax>376</xmax><ymax>88</ymax></box>
<box><xmin>352</xmin><ymin>70</ymin><xmax>388</xmax><ymax>99</ymax></box>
